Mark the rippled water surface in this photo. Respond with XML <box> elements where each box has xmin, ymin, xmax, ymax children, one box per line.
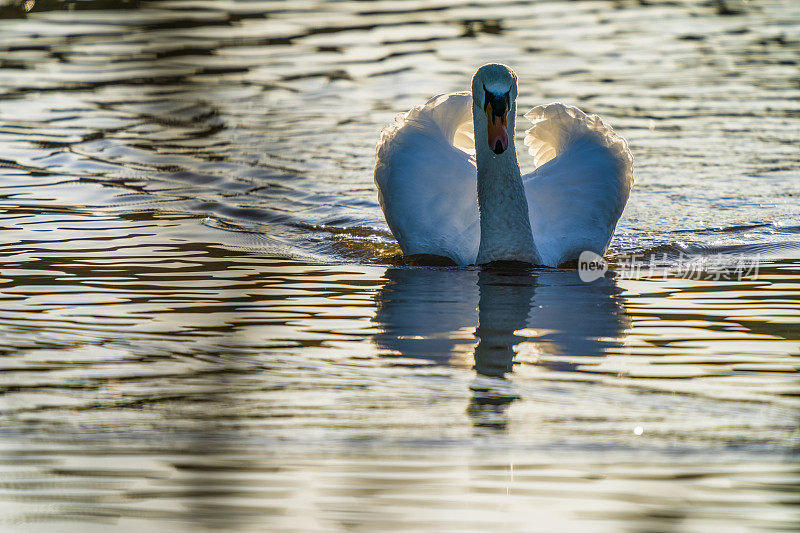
<box><xmin>1</xmin><ymin>0</ymin><xmax>799</xmax><ymax>531</ymax></box>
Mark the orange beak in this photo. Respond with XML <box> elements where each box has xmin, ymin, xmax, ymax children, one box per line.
<box><xmin>486</xmin><ymin>102</ymin><xmax>509</xmax><ymax>154</ymax></box>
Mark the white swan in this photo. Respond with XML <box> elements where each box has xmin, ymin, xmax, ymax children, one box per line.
<box><xmin>374</xmin><ymin>63</ymin><xmax>634</xmax><ymax>267</ymax></box>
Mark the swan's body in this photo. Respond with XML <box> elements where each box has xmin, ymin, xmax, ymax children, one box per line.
<box><xmin>374</xmin><ymin>64</ymin><xmax>633</xmax><ymax>267</ymax></box>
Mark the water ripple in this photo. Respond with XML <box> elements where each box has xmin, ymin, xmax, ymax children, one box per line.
<box><xmin>1</xmin><ymin>0</ymin><xmax>799</xmax><ymax>531</ymax></box>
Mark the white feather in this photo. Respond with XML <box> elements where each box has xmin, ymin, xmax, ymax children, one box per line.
<box><xmin>374</xmin><ymin>92</ymin><xmax>479</xmax><ymax>265</ymax></box>
<box><xmin>523</xmin><ymin>103</ymin><xmax>634</xmax><ymax>266</ymax></box>
<box><xmin>374</xmin><ymin>88</ymin><xmax>633</xmax><ymax>266</ymax></box>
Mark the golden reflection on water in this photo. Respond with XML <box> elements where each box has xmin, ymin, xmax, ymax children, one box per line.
<box><xmin>1</xmin><ymin>209</ymin><xmax>798</xmax><ymax>530</ymax></box>
<box><xmin>1</xmin><ymin>170</ymin><xmax>799</xmax><ymax>533</ymax></box>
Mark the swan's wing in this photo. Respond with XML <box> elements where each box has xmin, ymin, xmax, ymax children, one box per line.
<box><xmin>374</xmin><ymin>92</ymin><xmax>479</xmax><ymax>265</ymax></box>
<box><xmin>522</xmin><ymin>103</ymin><xmax>634</xmax><ymax>266</ymax></box>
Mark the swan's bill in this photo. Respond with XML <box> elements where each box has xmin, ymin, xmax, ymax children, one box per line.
<box><xmin>483</xmin><ymin>84</ymin><xmax>510</xmax><ymax>154</ymax></box>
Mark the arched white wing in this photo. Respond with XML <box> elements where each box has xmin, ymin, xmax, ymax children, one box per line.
<box><xmin>375</xmin><ymin>97</ymin><xmax>633</xmax><ymax>267</ymax></box>
<box><xmin>522</xmin><ymin>103</ymin><xmax>634</xmax><ymax>266</ymax></box>
<box><xmin>374</xmin><ymin>92</ymin><xmax>480</xmax><ymax>265</ymax></box>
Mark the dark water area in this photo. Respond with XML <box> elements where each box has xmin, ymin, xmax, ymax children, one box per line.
<box><xmin>1</xmin><ymin>0</ymin><xmax>799</xmax><ymax>531</ymax></box>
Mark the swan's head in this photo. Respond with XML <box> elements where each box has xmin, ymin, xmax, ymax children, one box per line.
<box><xmin>471</xmin><ymin>63</ymin><xmax>518</xmax><ymax>155</ymax></box>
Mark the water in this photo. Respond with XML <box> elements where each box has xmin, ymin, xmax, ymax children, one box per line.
<box><xmin>0</xmin><ymin>0</ymin><xmax>799</xmax><ymax>531</ymax></box>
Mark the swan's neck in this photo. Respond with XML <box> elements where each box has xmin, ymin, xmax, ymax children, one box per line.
<box><xmin>474</xmin><ymin>113</ymin><xmax>540</xmax><ymax>265</ymax></box>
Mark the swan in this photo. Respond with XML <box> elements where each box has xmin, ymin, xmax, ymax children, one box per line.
<box><xmin>374</xmin><ymin>63</ymin><xmax>634</xmax><ymax>267</ymax></box>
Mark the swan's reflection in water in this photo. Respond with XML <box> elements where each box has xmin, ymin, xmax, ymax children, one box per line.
<box><xmin>374</xmin><ymin>268</ymin><xmax>479</xmax><ymax>363</ymax></box>
<box><xmin>373</xmin><ymin>266</ymin><xmax>627</xmax><ymax>428</ymax></box>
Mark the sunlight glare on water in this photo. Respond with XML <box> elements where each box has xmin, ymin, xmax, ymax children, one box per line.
<box><xmin>0</xmin><ymin>0</ymin><xmax>799</xmax><ymax>531</ymax></box>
